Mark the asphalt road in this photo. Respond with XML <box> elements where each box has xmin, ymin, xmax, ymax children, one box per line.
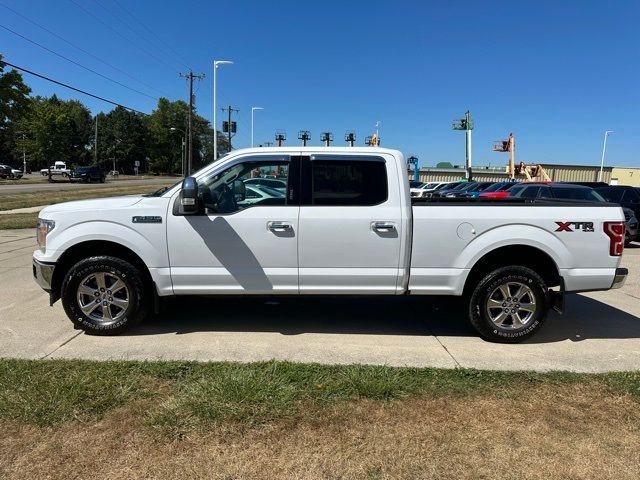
<box><xmin>1</xmin><ymin>228</ymin><xmax>639</xmax><ymax>372</ymax></box>
<box><xmin>0</xmin><ymin>175</ymin><xmax>177</xmax><ymax>194</ymax></box>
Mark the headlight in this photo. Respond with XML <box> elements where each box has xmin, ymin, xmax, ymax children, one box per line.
<box><xmin>36</xmin><ymin>218</ymin><xmax>55</xmax><ymax>252</ymax></box>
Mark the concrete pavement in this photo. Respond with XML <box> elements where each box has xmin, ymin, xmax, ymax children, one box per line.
<box><xmin>1</xmin><ymin>228</ymin><xmax>639</xmax><ymax>372</ymax></box>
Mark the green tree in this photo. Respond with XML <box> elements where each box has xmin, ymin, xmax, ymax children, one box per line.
<box><xmin>95</xmin><ymin>106</ymin><xmax>147</xmax><ymax>174</ymax></box>
<box><xmin>0</xmin><ymin>55</ymin><xmax>32</xmax><ymax>166</ymax></box>
<box><xmin>15</xmin><ymin>95</ymin><xmax>92</xmax><ymax>170</ymax></box>
<box><xmin>145</xmin><ymin>97</ymin><xmax>229</xmax><ymax>174</ymax></box>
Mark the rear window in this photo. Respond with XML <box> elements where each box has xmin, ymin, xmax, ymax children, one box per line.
<box><xmin>551</xmin><ymin>188</ymin><xmax>605</xmax><ymax>202</ymax></box>
<box><xmin>311</xmin><ymin>160</ymin><xmax>387</xmax><ymax>206</ymax></box>
<box><xmin>596</xmin><ymin>187</ymin><xmax>623</xmax><ymax>202</ymax></box>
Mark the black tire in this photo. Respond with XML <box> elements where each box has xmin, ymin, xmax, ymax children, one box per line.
<box><xmin>61</xmin><ymin>256</ymin><xmax>148</xmax><ymax>335</ymax></box>
<box><xmin>468</xmin><ymin>266</ymin><xmax>548</xmax><ymax>343</ymax></box>
<box><xmin>100</xmin><ymin>176</ymin><xmax>105</xmax><ymax>183</ymax></box>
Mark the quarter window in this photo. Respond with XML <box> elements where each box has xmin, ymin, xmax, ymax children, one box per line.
<box><xmin>310</xmin><ymin>160</ymin><xmax>387</xmax><ymax>206</ymax></box>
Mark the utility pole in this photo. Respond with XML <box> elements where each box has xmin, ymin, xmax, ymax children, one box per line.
<box><xmin>179</xmin><ymin>71</ymin><xmax>205</xmax><ymax>175</ymax></box>
<box><xmin>21</xmin><ymin>133</ymin><xmax>26</xmax><ymax>173</ymax></box>
<box><xmin>94</xmin><ymin>116</ymin><xmax>98</xmax><ymax>166</ymax></box>
<box><xmin>452</xmin><ymin>110</ymin><xmax>474</xmax><ymax>180</ymax></box>
<box><xmin>298</xmin><ymin>130</ymin><xmax>310</xmax><ymax>146</ymax></box>
<box><xmin>221</xmin><ymin>105</ymin><xmax>239</xmax><ymax>150</ymax></box>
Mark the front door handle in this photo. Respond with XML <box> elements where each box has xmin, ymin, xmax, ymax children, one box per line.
<box><xmin>268</xmin><ymin>221</ymin><xmax>293</xmax><ymax>233</ymax></box>
<box><xmin>372</xmin><ymin>221</ymin><xmax>396</xmax><ymax>232</ymax></box>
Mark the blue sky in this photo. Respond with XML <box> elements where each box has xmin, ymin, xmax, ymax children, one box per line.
<box><xmin>1</xmin><ymin>0</ymin><xmax>638</xmax><ymax>167</ymax></box>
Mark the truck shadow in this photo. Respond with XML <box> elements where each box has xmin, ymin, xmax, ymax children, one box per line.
<box><xmin>126</xmin><ymin>293</ymin><xmax>640</xmax><ymax>344</ymax></box>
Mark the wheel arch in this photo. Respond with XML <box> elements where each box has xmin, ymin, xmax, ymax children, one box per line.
<box><xmin>51</xmin><ymin>240</ymin><xmax>154</xmax><ymax>302</ymax></box>
<box><xmin>463</xmin><ymin>244</ymin><xmax>561</xmax><ymax>296</ymax></box>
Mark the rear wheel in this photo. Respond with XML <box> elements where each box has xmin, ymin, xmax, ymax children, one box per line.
<box><xmin>61</xmin><ymin>256</ymin><xmax>147</xmax><ymax>335</ymax></box>
<box><xmin>468</xmin><ymin>266</ymin><xmax>548</xmax><ymax>343</ymax></box>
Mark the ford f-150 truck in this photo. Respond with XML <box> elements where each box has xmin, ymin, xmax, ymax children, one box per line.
<box><xmin>32</xmin><ymin>147</ymin><xmax>628</xmax><ymax>342</ymax></box>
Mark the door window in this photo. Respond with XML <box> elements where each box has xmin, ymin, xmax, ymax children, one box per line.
<box><xmin>308</xmin><ymin>159</ymin><xmax>387</xmax><ymax>206</ymax></box>
<box><xmin>197</xmin><ymin>160</ymin><xmax>289</xmax><ymax>214</ymax></box>
<box><xmin>622</xmin><ymin>189</ymin><xmax>640</xmax><ymax>203</ymax></box>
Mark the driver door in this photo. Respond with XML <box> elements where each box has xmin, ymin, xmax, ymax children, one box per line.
<box><xmin>167</xmin><ymin>155</ymin><xmax>300</xmax><ymax>294</ymax></box>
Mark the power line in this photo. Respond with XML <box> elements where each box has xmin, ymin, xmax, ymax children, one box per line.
<box><xmin>109</xmin><ymin>0</ymin><xmax>194</xmax><ymax>71</ymax></box>
<box><xmin>0</xmin><ymin>2</ymin><xmax>171</xmax><ymax>98</ymax></box>
<box><xmin>67</xmin><ymin>0</ymin><xmax>179</xmax><ymax>74</ymax></box>
<box><xmin>2</xmin><ymin>60</ymin><xmax>147</xmax><ymax>115</ymax></box>
<box><xmin>89</xmin><ymin>0</ymin><xmax>187</xmax><ymax>71</ymax></box>
<box><xmin>0</xmin><ymin>23</ymin><xmax>158</xmax><ymax>100</ymax></box>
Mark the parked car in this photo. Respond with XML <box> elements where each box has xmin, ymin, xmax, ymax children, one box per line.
<box><xmin>0</xmin><ymin>164</ymin><xmax>23</xmax><ymax>179</ymax></box>
<box><xmin>595</xmin><ymin>186</ymin><xmax>640</xmax><ymax>220</ymax></box>
<box><xmin>409</xmin><ymin>180</ymin><xmax>424</xmax><ymax>189</ymax></box>
<box><xmin>40</xmin><ymin>161</ymin><xmax>71</xmax><ymax>177</ymax></box>
<box><xmin>430</xmin><ymin>181</ymin><xmax>469</xmax><ymax>197</ymax></box>
<box><xmin>243</xmin><ymin>177</ymin><xmax>287</xmax><ymax>193</ymax></box>
<box><xmin>446</xmin><ymin>181</ymin><xmax>495</xmax><ymax>198</ymax></box>
<box><xmin>69</xmin><ymin>166</ymin><xmax>106</xmax><ymax>183</ymax></box>
<box><xmin>410</xmin><ymin>181</ymin><xmax>450</xmax><ymax>198</ymax></box>
<box><xmin>33</xmin><ymin>147</ymin><xmax>627</xmax><ymax>343</ymax></box>
<box><xmin>242</xmin><ymin>184</ymin><xmax>285</xmax><ymax>205</ymax></box>
<box><xmin>108</xmin><ymin>170</ymin><xmax>120</xmax><ymax>177</ymax></box>
<box><xmin>504</xmin><ymin>183</ymin><xmax>637</xmax><ymax>244</ymax></box>
<box><xmin>622</xmin><ymin>208</ymin><xmax>638</xmax><ymax>245</ymax></box>
<box><xmin>477</xmin><ymin>181</ymin><xmax>519</xmax><ymax>198</ymax></box>
<box><xmin>562</xmin><ymin>181</ymin><xmax>608</xmax><ymax>188</ymax></box>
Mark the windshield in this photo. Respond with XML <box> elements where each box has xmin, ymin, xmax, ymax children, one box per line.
<box><xmin>409</xmin><ymin>181</ymin><xmax>423</xmax><ymax>188</ymax></box>
<box><xmin>552</xmin><ymin>188</ymin><xmax>606</xmax><ymax>202</ymax></box>
<box><xmin>480</xmin><ymin>182</ymin><xmax>506</xmax><ymax>193</ymax></box>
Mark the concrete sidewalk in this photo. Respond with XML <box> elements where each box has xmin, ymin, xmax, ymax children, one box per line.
<box><xmin>1</xmin><ymin>228</ymin><xmax>639</xmax><ymax>372</ymax></box>
<box><xmin>0</xmin><ymin>206</ymin><xmax>46</xmax><ymax>215</ymax></box>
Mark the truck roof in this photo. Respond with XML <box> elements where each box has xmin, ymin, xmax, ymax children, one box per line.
<box><xmin>224</xmin><ymin>146</ymin><xmax>404</xmax><ymax>157</ymax></box>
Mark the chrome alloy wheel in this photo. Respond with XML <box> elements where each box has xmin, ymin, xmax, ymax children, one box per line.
<box><xmin>76</xmin><ymin>272</ymin><xmax>130</xmax><ymax>324</ymax></box>
<box><xmin>485</xmin><ymin>281</ymin><xmax>536</xmax><ymax>329</ymax></box>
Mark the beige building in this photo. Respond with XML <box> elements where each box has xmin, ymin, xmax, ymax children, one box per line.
<box><xmin>416</xmin><ymin>163</ymin><xmax>613</xmax><ymax>184</ymax></box>
<box><xmin>610</xmin><ymin>167</ymin><xmax>640</xmax><ymax>186</ymax></box>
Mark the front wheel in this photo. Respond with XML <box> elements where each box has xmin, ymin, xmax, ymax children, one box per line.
<box><xmin>61</xmin><ymin>256</ymin><xmax>148</xmax><ymax>335</ymax></box>
<box><xmin>468</xmin><ymin>266</ymin><xmax>548</xmax><ymax>343</ymax></box>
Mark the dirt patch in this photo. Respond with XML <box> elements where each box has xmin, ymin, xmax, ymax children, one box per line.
<box><xmin>1</xmin><ymin>383</ymin><xmax>638</xmax><ymax>480</ymax></box>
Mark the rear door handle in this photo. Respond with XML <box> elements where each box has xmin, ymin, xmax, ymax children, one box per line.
<box><xmin>372</xmin><ymin>221</ymin><xmax>396</xmax><ymax>232</ymax></box>
<box><xmin>268</xmin><ymin>221</ymin><xmax>293</xmax><ymax>232</ymax></box>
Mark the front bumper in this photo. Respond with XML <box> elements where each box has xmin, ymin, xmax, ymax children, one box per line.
<box><xmin>33</xmin><ymin>257</ymin><xmax>55</xmax><ymax>292</ymax></box>
<box><xmin>611</xmin><ymin>267</ymin><xmax>628</xmax><ymax>290</ymax></box>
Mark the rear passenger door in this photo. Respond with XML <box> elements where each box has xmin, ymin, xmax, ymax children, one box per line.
<box><xmin>298</xmin><ymin>154</ymin><xmax>403</xmax><ymax>294</ymax></box>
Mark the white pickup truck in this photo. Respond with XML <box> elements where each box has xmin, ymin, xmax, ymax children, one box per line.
<box><xmin>40</xmin><ymin>161</ymin><xmax>71</xmax><ymax>177</ymax></box>
<box><xmin>33</xmin><ymin>147</ymin><xmax>628</xmax><ymax>342</ymax></box>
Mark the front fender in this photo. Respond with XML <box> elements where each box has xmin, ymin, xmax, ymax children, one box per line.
<box><xmin>44</xmin><ymin>220</ymin><xmax>168</xmax><ymax>268</ymax></box>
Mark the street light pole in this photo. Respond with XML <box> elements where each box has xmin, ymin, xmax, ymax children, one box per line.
<box><xmin>213</xmin><ymin>60</ymin><xmax>233</xmax><ymax>160</ymax></box>
<box><xmin>599</xmin><ymin>130</ymin><xmax>613</xmax><ymax>183</ymax></box>
<box><xmin>170</xmin><ymin>127</ymin><xmax>187</xmax><ymax>177</ymax></box>
<box><xmin>251</xmin><ymin>107</ymin><xmax>263</xmax><ymax>147</ymax></box>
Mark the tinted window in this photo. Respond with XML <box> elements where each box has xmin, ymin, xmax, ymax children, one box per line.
<box><xmin>596</xmin><ymin>187</ymin><xmax>623</xmax><ymax>202</ymax></box>
<box><xmin>409</xmin><ymin>181</ymin><xmax>423</xmax><ymax>188</ymax></box>
<box><xmin>551</xmin><ymin>187</ymin><xmax>604</xmax><ymax>201</ymax></box>
<box><xmin>311</xmin><ymin>160</ymin><xmax>387</xmax><ymax>206</ymax></box>
<box><xmin>537</xmin><ymin>187</ymin><xmax>553</xmax><ymax>199</ymax></box>
<box><xmin>520</xmin><ymin>186</ymin><xmax>541</xmax><ymax>199</ymax></box>
<box><xmin>623</xmin><ymin>189</ymin><xmax>640</xmax><ymax>203</ymax></box>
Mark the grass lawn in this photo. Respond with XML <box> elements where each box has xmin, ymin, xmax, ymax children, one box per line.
<box><xmin>0</xmin><ymin>182</ymin><xmax>174</xmax><ymax>212</ymax></box>
<box><xmin>0</xmin><ymin>212</ymin><xmax>38</xmax><ymax>230</ymax></box>
<box><xmin>0</xmin><ymin>359</ymin><xmax>638</xmax><ymax>479</ymax></box>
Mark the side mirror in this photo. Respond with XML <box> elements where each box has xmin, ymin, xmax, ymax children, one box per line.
<box><xmin>179</xmin><ymin>176</ymin><xmax>199</xmax><ymax>214</ymax></box>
